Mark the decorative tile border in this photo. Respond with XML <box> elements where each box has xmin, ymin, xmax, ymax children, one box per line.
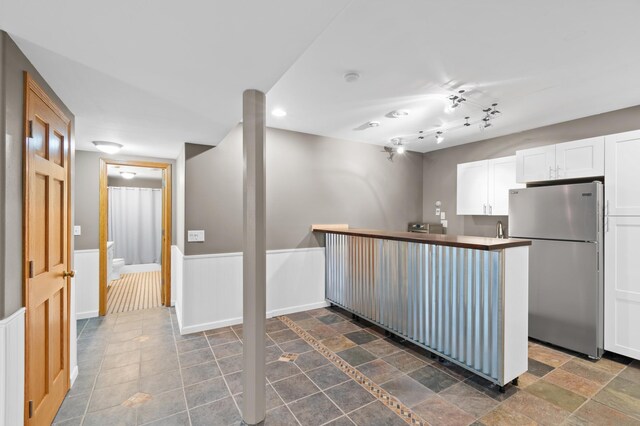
<box><xmin>278</xmin><ymin>315</ymin><xmax>426</xmax><ymax>426</ymax></box>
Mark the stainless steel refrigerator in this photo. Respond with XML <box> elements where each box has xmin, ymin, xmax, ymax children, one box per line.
<box><xmin>509</xmin><ymin>182</ymin><xmax>604</xmax><ymax>358</ymax></box>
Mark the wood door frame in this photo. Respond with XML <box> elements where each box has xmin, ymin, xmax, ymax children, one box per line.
<box><xmin>99</xmin><ymin>159</ymin><xmax>172</xmax><ymax>315</ymax></box>
<box><xmin>22</xmin><ymin>72</ymin><xmax>73</xmax><ymax>423</ymax></box>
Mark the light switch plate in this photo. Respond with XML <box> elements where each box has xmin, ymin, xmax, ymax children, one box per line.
<box><xmin>440</xmin><ymin>212</ymin><xmax>446</xmax><ymax>220</ymax></box>
<box><xmin>435</xmin><ymin>208</ymin><xmax>441</xmax><ymax>216</ymax></box>
<box><xmin>188</xmin><ymin>230</ymin><xmax>205</xmax><ymax>242</ymax></box>
<box><xmin>73</xmin><ymin>225</ymin><xmax>82</xmax><ymax>236</ymax></box>
<box><xmin>441</xmin><ymin>219</ymin><xmax>448</xmax><ymax>228</ymax></box>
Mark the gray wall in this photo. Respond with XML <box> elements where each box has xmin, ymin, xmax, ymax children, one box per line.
<box><xmin>107</xmin><ymin>176</ymin><xmax>162</xmax><ymax>188</ymax></box>
<box><xmin>423</xmin><ymin>105</ymin><xmax>640</xmax><ymax>237</ymax></box>
<box><xmin>183</xmin><ymin>126</ymin><xmax>424</xmax><ymax>255</ymax></box>
<box><xmin>74</xmin><ymin>150</ymin><xmax>176</xmax><ymax>250</ymax></box>
<box><xmin>175</xmin><ymin>147</ymin><xmax>185</xmax><ymax>252</ymax></box>
<box><xmin>0</xmin><ymin>32</ymin><xmax>75</xmax><ymax>319</ymax></box>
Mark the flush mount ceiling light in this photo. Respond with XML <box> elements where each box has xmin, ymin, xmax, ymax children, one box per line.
<box><xmin>120</xmin><ymin>171</ymin><xmax>136</xmax><ymax>179</ymax></box>
<box><xmin>390</xmin><ymin>110</ymin><xmax>409</xmax><ymax>118</ymax></box>
<box><xmin>93</xmin><ymin>141</ymin><xmax>123</xmax><ymax>154</ymax></box>
<box><xmin>344</xmin><ymin>72</ymin><xmax>360</xmax><ymax>83</ymax></box>
<box><xmin>435</xmin><ymin>131</ymin><xmax>445</xmax><ymax>144</ymax></box>
<box><xmin>367</xmin><ymin>121</ymin><xmax>380</xmax><ymax>128</ymax></box>
<box><xmin>271</xmin><ymin>108</ymin><xmax>287</xmax><ymax>117</ymax></box>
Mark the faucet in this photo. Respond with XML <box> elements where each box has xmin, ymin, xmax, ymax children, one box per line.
<box><xmin>496</xmin><ymin>221</ymin><xmax>505</xmax><ymax>239</ymax></box>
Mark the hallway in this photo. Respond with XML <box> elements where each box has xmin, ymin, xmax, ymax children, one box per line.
<box><xmin>55</xmin><ymin>307</ymin><xmax>640</xmax><ymax>425</ymax></box>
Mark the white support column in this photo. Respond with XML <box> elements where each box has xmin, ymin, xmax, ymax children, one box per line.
<box><xmin>241</xmin><ymin>89</ymin><xmax>266</xmax><ymax>425</ymax></box>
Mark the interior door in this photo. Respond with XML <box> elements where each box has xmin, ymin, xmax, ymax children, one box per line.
<box><xmin>456</xmin><ymin>160</ymin><xmax>488</xmax><ymax>215</ymax></box>
<box><xmin>24</xmin><ymin>73</ymin><xmax>72</xmax><ymax>425</ymax></box>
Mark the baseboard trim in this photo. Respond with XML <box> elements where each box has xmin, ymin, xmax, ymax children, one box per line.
<box><xmin>177</xmin><ymin>301</ymin><xmax>330</xmax><ymax>335</ymax></box>
<box><xmin>70</xmin><ymin>365</ymin><xmax>79</xmax><ymax>387</ymax></box>
<box><xmin>77</xmin><ymin>311</ymin><xmax>99</xmax><ymax>320</ymax></box>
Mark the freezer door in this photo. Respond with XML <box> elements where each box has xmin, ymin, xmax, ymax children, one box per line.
<box><xmin>529</xmin><ymin>239</ymin><xmax>603</xmax><ymax>358</ymax></box>
<box><xmin>509</xmin><ymin>182</ymin><xmax>601</xmax><ymax>241</ymax></box>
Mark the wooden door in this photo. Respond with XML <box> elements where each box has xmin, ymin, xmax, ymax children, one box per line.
<box><xmin>605</xmin><ymin>130</ymin><xmax>640</xmax><ymax>216</ymax></box>
<box><xmin>555</xmin><ymin>136</ymin><xmax>605</xmax><ymax>180</ymax></box>
<box><xmin>24</xmin><ymin>73</ymin><xmax>72</xmax><ymax>425</ymax></box>
<box><xmin>515</xmin><ymin>145</ymin><xmax>556</xmax><ymax>183</ymax></box>
<box><xmin>456</xmin><ymin>160</ymin><xmax>488</xmax><ymax>215</ymax></box>
<box><xmin>605</xmin><ymin>216</ymin><xmax>640</xmax><ymax>360</ymax></box>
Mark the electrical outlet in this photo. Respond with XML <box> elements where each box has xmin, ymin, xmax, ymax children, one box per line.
<box><xmin>188</xmin><ymin>230</ymin><xmax>205</xmax><ymax>242</ymax></box>
<box><xmin>73</xmin><ymin>225</ymin><xmax>82</xmax><ymax>236</ymax></box>
<box><xmin>441</xmin><ymin>219</ymin><xmax>448</xmax><ymax>228</ymax></box>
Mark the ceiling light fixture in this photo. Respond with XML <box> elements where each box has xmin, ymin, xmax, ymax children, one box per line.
<box><xmin>390</xmin><ymin>137</ymin><xmax>406</xmax><ymax>154</ymax></box>
<box><xmin>271</xmin><ymin>108</ymin><xmax>287</xmax><ymax>117</ymax></box>
<box><xmin>464</xmin><ymin>116</ymin><xmax>471</xmax><ymax>127</ymax></box>
<box><xmin>367</xmin><ymin>121</ymin><xmax>380</xmax><ymax>128</ymax></box>
<box><xmin>344</xmin><ymin>72</ymin><xmax>360</xmax><ymax>83</ymax></box>
<box><xmin>120</xmin><ymin>171</ymin><xmax>136</xmax><ymax>180</ymax></box>
<box><xmin>448</xmin><ymin>89</ymin><xmax>467</xmax><ymax>110</ymax></box>
<box><xmin>435</xmin><ymin>131</ymin><xmax>445</xmax><ymax>144</ymax></box>
<box><xmin>93</xmin><ymin>141</ymin><xmax>123</xmax><ymax>154</ymax></box>
<box><xmin>390</xmin><ymin>110</ymin><xmax>409</xmax><ymax>118</ymax></box>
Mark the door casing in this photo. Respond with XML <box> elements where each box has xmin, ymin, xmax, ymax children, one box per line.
<box><xmin>99</xmin><ymin>159</ymin><xmax>172</xmax><ymax>315</ymax></box>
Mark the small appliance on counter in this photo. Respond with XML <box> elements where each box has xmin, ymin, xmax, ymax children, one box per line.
<box><xmin>407</xmin><ymin>222</ymin><xmax>444</xmax><ymax>234</ymax></box>
<box><xmin>509</xmin><ymin>182</ymin><xmax>603</xmax><ymax>359</ymax></box>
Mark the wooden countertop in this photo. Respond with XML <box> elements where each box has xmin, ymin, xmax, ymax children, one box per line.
<box><xmin>312</xmin><ymin>226</ymin><xmax>531</xmax><ymax>251</ymax></box>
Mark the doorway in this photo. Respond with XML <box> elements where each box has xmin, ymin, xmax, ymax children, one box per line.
<box><xmin>23</xmin><ymin>72</ymin><xmax>73</xmax><ymax>425</ymax></box>
<box><xmin>99</xmin><ymin>160</ymin><xmax>172</xmax><ymax>316</ymax></box>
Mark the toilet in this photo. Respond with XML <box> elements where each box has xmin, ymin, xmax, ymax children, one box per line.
<box><xmin>111</xmin><ymin>258</ymin><xmax>125</xmax><ymax>281</ymax></box>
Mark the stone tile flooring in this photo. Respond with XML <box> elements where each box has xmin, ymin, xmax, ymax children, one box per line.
<box><xmin>55</xmin><ymin>306</ymin><xmax>640</xmax><ymax>425</ymax></box>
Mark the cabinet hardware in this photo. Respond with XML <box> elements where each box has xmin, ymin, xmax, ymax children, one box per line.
<box><xmin>489</xmin><ymin>205</ymin><xmax>492</xmax><ymax>215</ymax></box>
<box><xmin>556</xmin><ymin>165</ymin><xmax>561</xmax><ymax>178</ymax></box>
<box><xmin>549</xmin><ymin>166</ymin><xmax>554</xmax><ymax>179</ymax></box>
<box><xmin>483</xmin><ymin>204</ymin><xmax>487</xmax><ymax>215</ymax></box>
<box><xmin>606</xmin><ymin>200</ymin><xmax>609</xmax><ymax>216</ymax></box>
<box><xmin>606</xmin><ymin>217</ymin><xmax>609</xmax><ymax>232</ymax></box>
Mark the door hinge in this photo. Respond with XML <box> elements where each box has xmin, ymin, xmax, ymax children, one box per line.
<box><xmin>28</xmin><ymin>120</ymin><xmax>33</xmax><ymax>138</ymax></box>
<box><xmin>28</xmin><ymin>400</ymin><xmax>33</xmax><ymax>418</ymax></box>
<box><xmin>28</xmin><ymin>261</ymin><xmax>35</xmax><ymax>278</ymax></box>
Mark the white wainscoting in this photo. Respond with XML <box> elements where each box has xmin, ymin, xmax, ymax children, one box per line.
<box><xmin>176</xmin><ymin>247</ymin><xmax>327</xmax><ymax>335</ymax></box>
<box><xmin>74</xmin><ymin>249</ymin><xmax>100</xmax><ymax>319</ymax></box>
<box><xmin>0</xmin><ymin>307</ymin><xmax>25</xmax><ymax>426</ymax></box>
<box><xmin>171</xmin><ymin>245</ymin><xmax>184</xmax><ymax>329</ymax></box>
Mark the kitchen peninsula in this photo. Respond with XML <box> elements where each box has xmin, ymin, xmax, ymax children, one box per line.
<box><xmin>313</xmin><ymin>226</ymin><xmax>531</xmax><ymax>389</ymax></box>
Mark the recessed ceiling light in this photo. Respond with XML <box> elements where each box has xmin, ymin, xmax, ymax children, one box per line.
<box><xmin>390</xmin><ymin>110</ymin><xmax>409</xmax><ymax>118</ymax></box>
<box><xmin>93</xmin><ymin>141</ymin><xmax>123</xmax><ymax>154</ymax></box>
<box><xmin>368</xmin><ymin>121</ymin><xmax>380</xmax><ymax>128</ymax></box>
<box><xmin>272</xmin><ymin>108</ymin><xmax>287</xmax><ymax>117</ymax></box>
<box><xmin>120</xmin><ymin>171</ymin><xmax>136</xmax><ymax>179</ymax></box>
<box><xmin>344</xmin><ymin>72</ymin><xmax>360</xmax><ymax>83</ymax></box>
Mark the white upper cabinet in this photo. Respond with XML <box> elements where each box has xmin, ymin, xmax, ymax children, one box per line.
<box><xmin>516</xmin><ymin>137</ymin><xmax>605</xmax><ymax>183</ymax></box>
<box><xmin>605</xmin><ymin>130</ymin><xmax>640</xmax><ymax>216</ymax></box>
<box><xmin>457</xmin><ymin>156</ymin><xmax>522</xmax><ymax>216</ymax></box>
<box><xmin>489</xmin><ymin>156</ymin><xmax>524</xmax><ymax>216</ymax></box>
<box><xmin>457</xmin><ymin>160</ymin><xmax>489</xmax><ymax>215</ymax></box>
<box><xmin>516</xmin><ymin>145</ymin><xmax>556</xmax><ymax>183</ymax></box>
<box><xmin>555</xmin><ymin>137</ymin><xmax>604</xmax><ymax>179</ymax></box>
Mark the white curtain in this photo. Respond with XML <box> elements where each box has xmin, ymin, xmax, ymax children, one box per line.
<box><xmin>108</xmin><ymin>187</ymin><xmax>162</xmax><ymax>265</ymax></box>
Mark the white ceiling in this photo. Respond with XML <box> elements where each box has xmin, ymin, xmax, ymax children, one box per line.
<box><xmin>2</xmin><ymin>1</ymin><xmax>640</xmax><ymax>157</ymax></box>
<box><xmin>107</xmin><ymin>165</ymin><xmax>162</xmax><ymax>180</ymax></box>
<box><xmin>0</xmin><ymin>0</ymin><xmax>351</xmax><ymax>158</ymax></box>
<box><xmin>267</xmin><ymin>0</ymin><xmax>640</xmax><ymax>152</ymax></box>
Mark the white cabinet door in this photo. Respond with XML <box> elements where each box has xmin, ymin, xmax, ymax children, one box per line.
<box><xmin>605</xmin><ymin>131</ymin><xmax>640</xmax><ymax>216</ymax></box>
<box><xmin>488</xmin><ymin>156</ymin><xmax>525</xmax><ymax>216</ymax></box>
<box><xmin>605</xmin><ymin>216</ymin><xmax>640</xmax><ymax>360</ymax></box>
<box><xmin>457</xmin><ymin>160</ymin><xmax>489</xmax><ymax>215</ymax></box>
<box><xmin>516</xmin><ymin>145</ymin><xmax>556</xmax><ymax>183</ymax></box>
<box><xmin>555</xmin><ymin>136</ymin><xmax>604</xmax><ymax>179</ymax></box>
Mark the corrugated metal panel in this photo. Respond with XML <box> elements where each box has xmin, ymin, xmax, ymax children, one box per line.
<box><xmin>325</xmin><ymin>233</ymin><xmax>505</xmax><ymax>384</ymax></box>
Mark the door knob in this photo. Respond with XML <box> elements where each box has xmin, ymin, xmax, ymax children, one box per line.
<box><xmin>63</xmin><ymin>270</ymin><xmax>76</xmax><ymax>278</ymax></box>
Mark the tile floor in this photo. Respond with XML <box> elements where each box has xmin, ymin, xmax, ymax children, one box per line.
<box><xmin>55</xmin><ymin>306</ymin><xmax>640</xmax><ymax>425</ymax></box>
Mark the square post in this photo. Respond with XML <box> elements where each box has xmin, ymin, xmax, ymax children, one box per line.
<box><xmin>241</xmin><ymin>89</ymin><xmax>266</xmax><ymax>425</ymax></box>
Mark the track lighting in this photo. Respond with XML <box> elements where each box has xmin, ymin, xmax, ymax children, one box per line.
<box><xmin>464</xmin><ymin>117</ymin><xmax>471</xmax><ymax>127</ymax></box>
<box><xmin>448</xmin><ymin>90</ymin><xmax>467</xmax><ymax>110</ymax></box>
